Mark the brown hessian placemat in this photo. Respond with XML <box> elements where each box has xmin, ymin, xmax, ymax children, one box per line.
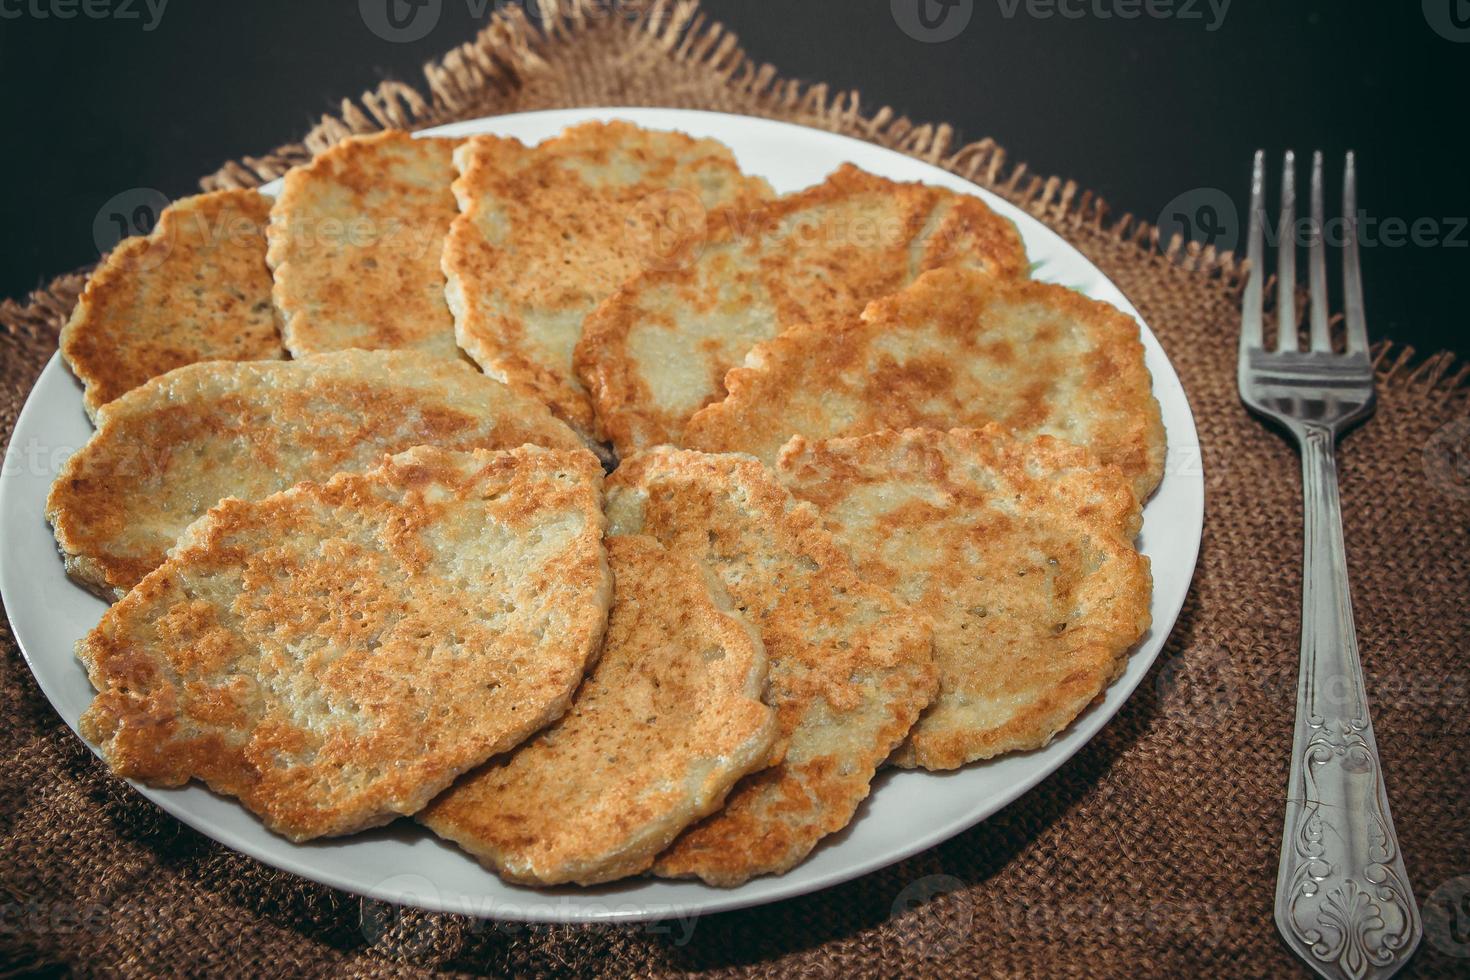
<box><xmin>2</xmin><ymin>2</ymin><xmax>1468</xmax><ymax>976</ymax></box>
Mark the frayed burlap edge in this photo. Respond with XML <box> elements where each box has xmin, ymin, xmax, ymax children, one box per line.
<box><xmin>2</xmin><ymin>6</ymin><xmax>1467</xmax><ymax>977</ymax></box>
<box><xmin>2</xmin><ymin>0</ymin><xmax>1464</xmax><ymax>405</ymax></box>
<box><xmin>198</xmin><ymin>0</ymin><xmax>1251</xmax><ymax>287</ymax></box>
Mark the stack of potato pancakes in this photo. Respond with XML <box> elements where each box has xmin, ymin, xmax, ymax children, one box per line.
<box><xmin>50</xmin><ymin>121</ymin><xmax>1163</xmax><ymax>888</ymax></box>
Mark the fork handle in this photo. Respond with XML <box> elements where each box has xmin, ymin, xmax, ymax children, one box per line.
<box><xmin>1274</xmin><ymin>424</ymin><xmax>1421</xmax><ymax>980</ymax></box>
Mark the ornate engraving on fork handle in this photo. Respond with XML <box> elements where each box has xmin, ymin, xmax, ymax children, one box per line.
<box><xmin>1279</xmin><ymin>718</ymin><xmax>1419</xmax><ymax>978</ymax></box>
<box><xmin>1275</xmin><ymin>426</ymin><xmax>1422</xmax><ymax>980</ymax></box>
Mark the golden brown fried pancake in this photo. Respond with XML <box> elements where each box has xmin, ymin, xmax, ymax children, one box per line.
<box><xmin>605</xmin><ymin>448</ymin><xmax>935</xmax><ymax>886</ymax></box>
<box><xmin>267</xmin><ymin>131</ymin><xmax>463</xmax><ymax>359</ymax></box>
<box><xmin>443</xmin><ymin>121</ymin><xmax>772</xmax><ymax>435</ymax></box>
<box><xmin>684</xmin><ymin>267</ymin><xmax>1167</xmax><ymax>501</ymax></box>
<box><xmin>60</xmin><ymin>189</ymin><xmax>283</xmax><ymax>419</ymax></box>
<box><xmin>575</xmin><ymin>164</ymin><xmax>1027</xmax><ymax>455</ymax></box>
<box><xmin>48</xmin><ymin>350</ymin><xmax>583</xmax><ymax>599</ymax></box>
<box><xmin>420</xmin><ymin>534</ymin><xmax>778</xmax><ymax>886</ymax></box>
<box><xmin>76</xmin><ymin>446</ymin><xmax>611</xmax><ymax>842</ymax></box>
<box><xmin>776</xmin><ymin>427</ymin><xmax>1152</xmax><ymax>769</ymax></box>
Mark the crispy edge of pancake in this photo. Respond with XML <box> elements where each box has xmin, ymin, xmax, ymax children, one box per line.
<box><xmin>443</xmin><ymin>123</ymin><xmax>773</xmax><ymax>438</ymax></box>
<box><xmin>419</xmin><ymin>533</ymin><xmax>778</xmax><ymax>886</ymax></box>
<box><xmin>60</xmin><ymin>188</ymin><xmax>283</xmax><ymax>420</ymax></box>
<box><xmin>605</xmin><ymin>448</ymin><xmax>937</xmax><ymax>886</ymax></box>
<box><xmin>775</xmin><ymin>426</ymin><xmax>1152</xmax><ymax>769</ymax></box>
<box><xmin>442</xmin><ymin>132</ymin><xmax>586</xmax><ymax>426</ymax></box>
<box><xmin>683</xmin><ymin>268</ymin><xmax>1168</xmax><ymax>501</ymax></box>
<box><xmin>267</xmin><ymin>130</ymin><xmax>462</xmax><ymax>359</ymax></box>
<box><xmin>46</xmin><ymin>350</ymin><xmax>585</xmax><ymax>600</ymax></box>
<box><xmin>75</xmin><ymin>445</ymin><xmax>612</xmax><ymax>842</ymax></box>
<box><xmin>573</xmin><ymin>163</ymin><xmax>1029</xmax><ymax>456</ymax></box>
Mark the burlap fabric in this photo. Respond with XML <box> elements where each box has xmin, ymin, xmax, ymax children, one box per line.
<box><xmin>2</xmin><ymin>3</ymin><xmax>1467</xmax><ymax>976</ymax></box>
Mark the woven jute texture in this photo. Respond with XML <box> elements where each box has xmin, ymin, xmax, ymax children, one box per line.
<box><xmin>3</xmin><ymin>3</ymin><xmax>1468</xmax><ymax>976</ymax></box>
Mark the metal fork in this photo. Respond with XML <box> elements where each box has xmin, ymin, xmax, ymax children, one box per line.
<box><xmin>1238</xmin><ymin>150</ymin><xmax>1422</xmax><ymax>980</ymax></box>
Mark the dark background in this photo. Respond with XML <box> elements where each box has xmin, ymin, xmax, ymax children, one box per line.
<box><xmin>1</xmin><ymin>0</ymin><xmax>1466</xmax><ymax>354</ymax></box>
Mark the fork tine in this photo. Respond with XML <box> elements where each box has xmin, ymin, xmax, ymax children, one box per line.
<box><xmin>1308</xmin><ymin>151</ymin><xmax>1333</xmax><ymax>352</ymax></box>
<box><xmin>1276</xmin><ymin>150</ymin><xmax>1298</xmax><ymax>352</ymax></box>
<box><xmin>1342</xmin><ymin>152</ymin><xmax>1369</xmax><ymax>355</ymax></box>
<box><xmin>1240</xmin><ymin>149</ymin><xmax>1266</xmax><ymax>355</ymax></box>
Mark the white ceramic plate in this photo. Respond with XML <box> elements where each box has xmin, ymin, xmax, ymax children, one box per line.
<box><xmin>0</xmin><ymin>107</ymin><xmax>1203</xmax><ymax>924</ymax></box>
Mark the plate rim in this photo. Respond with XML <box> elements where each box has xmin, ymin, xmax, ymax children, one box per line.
<box><xmin>0</xmin><ymin>105</ymin><xmax>1204</xmax><ymax>924</ymax></box>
